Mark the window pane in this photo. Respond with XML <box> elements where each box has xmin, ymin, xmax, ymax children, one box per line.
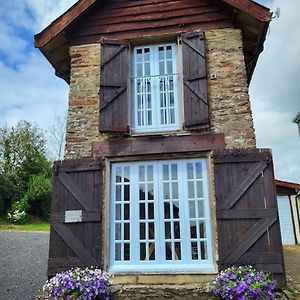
<box><xmin>116</xmin><ymin>204</ymin><xmax>121</xmax><ymax>220</ymax></box>
<box><xmin>144</xmin><ymin>48</ymin><xmax>150</xmax><ymax>61</ymax></box>
<box><xmin>198</xmin><ymin>200</ymin><xmax>204</xmax><ymax>218</ymax></box>
<box><xmin>145</xmin><ymin>62</ymin><xmax>150</xmax><ymax>75</ymax></box>
<box><xmin>137</xmin><ymin>63</ymin><xmax>142</xmax><ymax>76</ymax></box>
<box><xmin>171</xmin><ymin>164</ymin><xmax>178</xmax><ymax>180</ymax></box>
<box><xmin>124</xmin><ymin>185</ymin><xmax>130</xmax><ymax>201</ymax></box>
<box><xmin>139</xmin><ymin>203</ymin><xmax>145</xmax><ymax>220</ymax></box>
<box><xmin>139</xmin><ymin>166</ymin><xmax>145</xmax><ymax>181</ymax></box>
<box><xmin>175</xmin><ymin>242</ymin><xmax>181</xmax><ymax>260</ymax></box>
<box><xmin>149</xmin><ymin>222</ymin><xmax>155</xmax><ymax>239</ymax></box>
<box><xmin>149</xmin><ymin>243</ymin><xmax>155</xmax><ymax>260</ymax></box>
<box><xmin>139</xmin><ymin>184</ymin><xmax>145</xmax><ymax>200</ymax></box>
<box><xmin>124</xmin><ymin>223</ymin><xmax>130</xmax><ymax>240</ymax></box>
<box><xmin>165</xmin><ymin>242</ymin><xmax>172</xmax><ymax>260</ymax></box>
<box><xmin>188</xmin><ymin>182</ymin><xmax>195</xmax><ymax>198</ymax></box>
<box><xmin>166</xmin><ymin>46</ymin><xmax>172</xmax><ymax>59</ymax></box>
<box><xmin>163</xmin><ymin>183</ymin><xmax>170</xmax><ymax>199</ymax></box>
<box><xmin>124</xmin><ymin>167</ymin><xmax>130</xmax><ymax>182</ymax></box>
<box><xmin>165</xmin><ymin>222</ymin><xmax>171</xmax><ymax>239</ymax></box>
<box><xmin>116</xmin><ymin>167</ymin><xmax>122</xmax><ymax>182</ymax></box>
<box><xmin>173</xmin><ymin>202</ymin><xmax>180</xmax><ymax>219</ymax></box>
<box><xmin>116</xmin><ymin>185</ymin><xmax>121</xmax><ymax>201</ymax></box>
<box><xmin>191</xmin><ymin>242</ymin><xmax>198</xmax><ymax>260</ymax></box>
<box><xmin>172</xmin><ymin>182</ymin><xmax>178</xmax><ymax>199</ymax></box>
<box><xmin>140</xmin><ymin>243</ymin><xmax>146</xmax><ymax>260</ymax></box>
<box><xmin>124</xmin><ymin>204</ymin><xmax>130</xmax><ymax>220</ymax></box>
<box><xmin>200</xmin><ymin>241</ymin><xmax>207</xmax><ymax>260</ymax></box>
<box><xmin>187</xmin><ymin>163</ymin><xmax>193</xmax><ymax>179</ymax></box>
<box><xmin>148</xmin><ymin>203</ymin><xmax>154</xmax><ymax>219</ymax></box>
<box><xmin>174</xmin><ymin>221</ymin><xmax>180</xmax><ymax>238</ymax></box>
<box><xmin>163</xmin><ymin>164</ymin><xmax>169</xmax><ymax>180</ymax></box>
<box><xmin>196</xmin><ymin>181</ymin><xmax>204</xmax><ymax>198</ymax></box>
<box><xmin>190</xmin><ymin>221</ymin><xmax>197</xmax><ymax>238</ymax></box>
<box><xmin>115</xmin><ymin>243</ymin><xmax>121</xmax><ymax>261</ymax></box>
<box><xmin>124</xmin><ymin>243</ymin><xmax>130</xmax><ymax>261</ymax></box>
<box><xmin>115</xmin><ymin>223</ymin><xmax>121</xmax><ymax>240</ymax></box>
<box><xmin>147</xmin><ymin>165</ymin><xmax>153</xmax><ymax>181</ymax></box>
<box><xmin>140</xmin><ymin>223</ymin><xmax>145</xmax><ymax>240</ymax></box>
<box><xmin>189</xmin><ymin>201</ymin><xmax>196</xmax><ymax>218</ymax></box>
<box><xmin>167</xmin><ymin>61</ymin><xmax>173</xmax><ymax>74</ymax></box>
<box><xmin>164</xmin><ymin>202</ymin><xmax>170</xmax><ymax>219</ymax></box>
<box><xmin>199</xmin><ymin>221</ymin><xmax>206</xmax><ymax>238</ymax></box>
<box><xmin>195</xmin><ymin>162</ymin><xmax>203</xmax><ymax>179</ymax></box>
<box><xmin>148</xmin><ymin>183</ymin><xmax>154</xmax><ymax>200</ymax></box>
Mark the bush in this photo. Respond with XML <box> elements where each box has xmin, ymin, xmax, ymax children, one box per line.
<box><xmin>42</xmin><ymin>267</ymin><xmax>113</xmax><ymax>300</ymax></box>
<box><xmin>209</xmin><ymin>265</ymin><xmax>276</xmax><ymax>300</ymax></box>
<box><xmin>26</xmin><ymin>173</ymin><xmax>52</xmax><ymax>219</ymax></box>
<box><xmin>7</xmin><ymin>195</ymin><xmax>30</xmax><ymax>224</ymax></box>
<box><xmin>0</xmin><ymin>197</ymin><xmax>5</xmax><ymax>214</ymax></box>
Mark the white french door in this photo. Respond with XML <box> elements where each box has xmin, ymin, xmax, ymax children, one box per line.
<box><xmin>110</xmin><ymin>159</ymin><xmax>215</xmax><ymax>273</ymax></box>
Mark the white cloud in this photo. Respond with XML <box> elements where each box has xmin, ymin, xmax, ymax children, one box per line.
<box><xmin>250</xmin><ymin>0</ymin><xmax>300</xmax><ymax>183</ymax></box>
<box><xmin>25</xmin><ymin>0</ymin><xmax>77</xmax><ymax>31</ymax></box>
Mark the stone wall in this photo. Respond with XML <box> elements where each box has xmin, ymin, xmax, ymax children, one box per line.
<box><xmin>65</xmin><ymin>44</ymin><xmax>100</xmax><ymax>159</ymax></box>
<box><xmin>206</xmin><ymin>29</ymin><xmax>256</xmax><ymax>148</ymax></box>
<box><xmin>65</xmin><ymin>28</ymin><xmax>256</xmax><ymax>159</ymax></box>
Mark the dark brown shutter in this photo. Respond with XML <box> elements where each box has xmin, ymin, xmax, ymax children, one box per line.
<box><xmin>181</xmin><ymin>30</ymin><xmax>209</xmax><ymax>130</ymax></box>
<box><xmin>48</xmin><ymin>159</ymin><xmax>103</xmax><ymax>276</ymax></box>
<box><xmin>100</xmin><ymin>39</ymin><xmax>129</xmax><ymax>133</ymax></box>
<box><xmin>213</xmin><ymin>149</ymin><xmax>286</xmax><ymax>287</ymax></box>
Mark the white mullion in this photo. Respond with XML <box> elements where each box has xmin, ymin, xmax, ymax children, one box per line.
<box><xmin>153</xmin><ymin>45</ymin><xmax>160</xmax><ymax>129</ymax></box>
<box><xmin>179</xmin><ymin>161</ymin><xmax>190</xmax><ymax>263</ymax></box>
<box><xmin>172</xmin><ymin>44</ymin><xmax>178</xmax><ymax>126</ymax></box>
<box><xmin>203</xmin><ymin>159</ymin><xmax>212</xmax><ymax>263</ymax></box>
<box><xmin>131</xmin><ymin>164</ymin><xmax>138</xmax><ymax>264</ymax></box>
<box><xmin>155</xmin><ymin>162</ymin><xmax>163</xmax><ymax>264</ymax></box>
<box><xmin>110</xmin><ymin>166</ymin><xmax>116</xmax><ymax>266</ymax></box>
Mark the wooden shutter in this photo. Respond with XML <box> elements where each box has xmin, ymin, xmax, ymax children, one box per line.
<box><xmin>181</xmin><ymin>30</ymin><xmax>209</xmax><ymax>130</ymax></box>
<box><xmin>100</xmin><ymin>39</ymin><xmax>129</xmax><ymax>133</ymax></box>
<box><xmin>213</xmin><ymin>149</ymin><xmax>286</xmax><ymax>287</ymax></box>
<box><xmin>48</xmin><ymin>159</ymin><xmax>103</xmax><ymax>276</ymax></box>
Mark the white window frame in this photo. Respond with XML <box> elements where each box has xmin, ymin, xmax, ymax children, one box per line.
<box><xmin>131</xmin><ymin>43</ymin><xmax>180</xmax><ymax>133</ymax></box>
<box><xmin>109</xmin><ymin>158</ymin><xmax>215</xmax><ymax>273</ymax></box>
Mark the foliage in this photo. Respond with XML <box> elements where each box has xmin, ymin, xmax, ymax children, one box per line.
<box><xmin>26</xmin><ymin>173</ymin><xmax>52</xmax><ymax>219</ymax></box>
<box><xmin>6</xmin><ymin>195</ymin><xmax>30</xmax><ymax>224</ymax></box>
<box><xmin>0</xmin><ymin>121</ymin><xmax>52</xmax><ymax>219</ymax></box>
<box><xmin>0</xmin><ymin>121</ymin><xmax>51</xmax><ymax>194</ymax></box>
<box><xmin>42</xmin><ymin>267</ymin><xmax>113</xmax><ymax>300</ymax></box>
<box><xmin>0</xmin><ymin>173</ymin><xmax>21</xmax><ymax>213</ymax></box>
<box><xmin>209</xmin><ymin>265</ymin><xmax>276</xmax><ymax>300</ymax></box>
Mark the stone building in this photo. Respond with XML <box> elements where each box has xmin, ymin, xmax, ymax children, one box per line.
<box><xmin>35</xmin><ymin>0</ymin><xmax>286</xmax><ymax>297</ymax></box>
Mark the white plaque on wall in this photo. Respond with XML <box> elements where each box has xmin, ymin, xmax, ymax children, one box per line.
<box><xmin>65</xmin><ymin>210</ymin><xmax>82</xmax><ymax>223</ymax></box>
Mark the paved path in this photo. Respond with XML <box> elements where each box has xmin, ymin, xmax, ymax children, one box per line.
<box><xmin>284</xmin><ymin>245</ymin><xmax>300</xmax><ymax>284</ymax></box>
<box><xmin>0</xmin><ymin>231</ymin><xmax>49</xmax><ymax>300</ymax></box>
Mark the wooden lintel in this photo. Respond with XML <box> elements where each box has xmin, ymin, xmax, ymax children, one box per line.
<box><xmin>92</xmin><ymin>133</ymin><xmax>225</xmax><ymax>158</ymax></box>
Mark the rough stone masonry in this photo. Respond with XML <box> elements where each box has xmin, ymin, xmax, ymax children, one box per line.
<box><xmin>65</xmin><ymin>28</ymin><xmax>256</xmax><ymax>159</ymax></box>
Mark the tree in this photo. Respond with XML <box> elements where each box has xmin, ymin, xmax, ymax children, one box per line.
<box><xmin>0</xmin><ymin>121</ymin><xmax>51</xmax><ymax>217</ymax></box>
<box><xmin>48</xmin><ymin>112</ymin><xmax>67</xmax><ymax>160</ymax></box>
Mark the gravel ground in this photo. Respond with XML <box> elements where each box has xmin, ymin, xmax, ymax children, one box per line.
<box><xmin>0</xmin><ymin>231</ymin><xmax>49</xmax><ymax>300</ymax></box>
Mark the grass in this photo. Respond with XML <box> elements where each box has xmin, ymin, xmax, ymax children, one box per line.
<box><xmin>0</xmin><ymin>215</ymin><xmax>50</xmax><ymax>232</ymax></box>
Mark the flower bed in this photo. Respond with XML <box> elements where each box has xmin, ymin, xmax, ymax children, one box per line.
<box><xmin>209</xmin><ymin>265</ymin><xmax>276</xmax><ymax>300</ymax></box>
<box><xmin>42</xmin><ymin>267</ymin><xmax>113</xmax><ymax>300</ymax></box>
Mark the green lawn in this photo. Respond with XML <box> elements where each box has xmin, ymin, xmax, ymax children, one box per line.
<box><xmin>0</xmin><ymin>216</ymin><xmax>50</xmax><ymax>232</ymax></box>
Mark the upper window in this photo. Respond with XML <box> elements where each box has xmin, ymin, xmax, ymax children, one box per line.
<box><xmin>132</xmin><ymin>44</ymin><xmax>179</xmax><ymax>133</ymax></box>
<box><xmin>110</xmin><ymin>158</ymin><xmax>215</xmax><ymax>273</ymax></box>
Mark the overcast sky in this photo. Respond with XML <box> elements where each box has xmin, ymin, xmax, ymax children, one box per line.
<box><xmin>0</xmin><ymin>0</ymin><xmax>299</xmax><ymax>183</ymax></box>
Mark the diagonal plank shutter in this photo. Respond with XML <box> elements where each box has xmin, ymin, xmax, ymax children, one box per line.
<box><xmin>100</xmin><ymin>39</ymin><xmax>129</xmax><ymax>133</ymax></box>
<box><xmin>48</xmin><ymin>159</ymin><xmax>103</xmax><ymax>276</ymax></box>
<box><xmin>213</xmin><ymin>149</ymin><xmax>286</xmax><ymax>287</ymax></box>
<box><xmin>181</xmin><ymin>30</ymin><xmax>210</xmax><ymax>130</ymax></box>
